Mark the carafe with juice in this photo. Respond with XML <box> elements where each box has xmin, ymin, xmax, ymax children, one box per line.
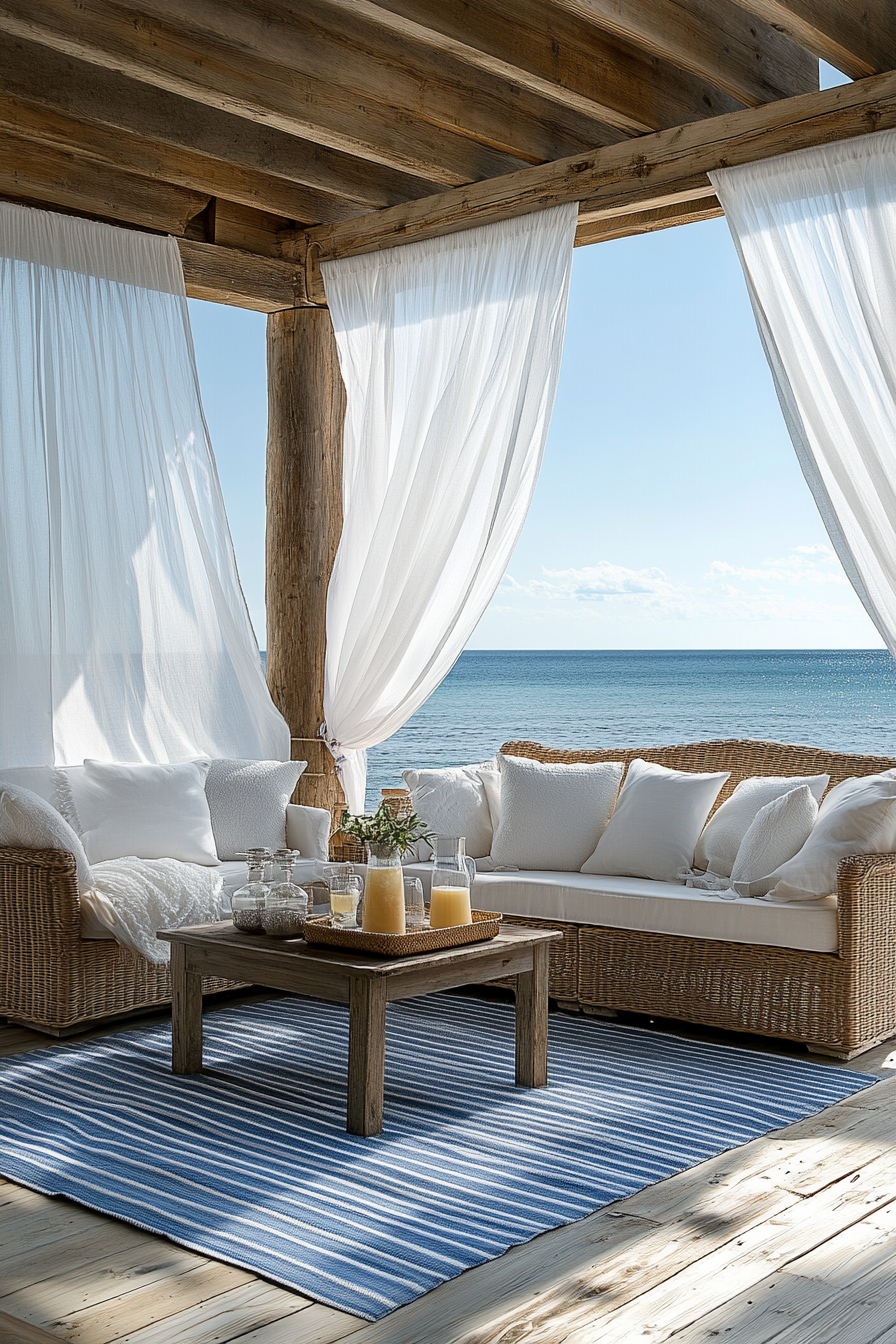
<box><xmin>429</xmin><ymin>836</ymin><xmax>475</xmax><ymax>929</ymax></box>
<box><xmin>362</xmin><ymin>846</ymin><xmax>406</xmax><ymax>934</ymax></box>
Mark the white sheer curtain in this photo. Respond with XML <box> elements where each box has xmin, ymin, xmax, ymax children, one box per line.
<box><xmin>321</xmin><ymin>204</ymin><xmax>577</xmax><ymax>809</ymax></box>
<box><xmin>0</xmin><ymin>202</ymin><xmax>290</xmax><ymax>767</ymax></box>
<box><xmin>711</xmin><ymin>131</ymin><xmax>896</xmax><ymax>657</ymax></box>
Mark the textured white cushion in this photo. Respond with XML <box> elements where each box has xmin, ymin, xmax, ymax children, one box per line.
<box><xmin>204</xmin><ymin>758</ymin><xmax>306</xmax><ymax>861</ymax></box>
<box><xmin>0</xmin><ymin>782</ymin><xmax>94</xmax><ymax>893</ymax></box>
<box><xmin>490</xmin><ymin>753</ymin><xmax>624</xmax><ymax>871</ymax></box>
<box><xmin>401</xmin><ymin>863</ymin><xmax>839</xmax><ymax>954</ymax></box>
<box><xmin>763</xmin><ymin>769</ymin><xmax>896</xmax><ymax>902</ymax></box>
<box><xmin>695</xmin><ymin>773</ymin><xmax>830</xmax><ymax>877</ymax></box>
<box><xmin>730</xmin><ymin>785</ymin><xmax>818</xmax><ymax>897</ymax></box>
<box><xmin>70</xmin><ymin>760</ymin><xmax>218</xmax><ymax>866</ymax></box>
<box><xmin>402</xmin><ymin>760</ymin><xmax>498</xmax><ymax>860</ymax></box>
<box><xmin>285</xmin><ymin>802</ymin><xmax>330</xmax><ymax>861</ymax></box>
<box><xmin>583</xmin><ymin>758</ymin><xmax>729</xmax><ymax>881</ymax></box>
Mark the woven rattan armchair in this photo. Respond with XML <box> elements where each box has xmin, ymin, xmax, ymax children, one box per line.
<box><xmin>497</xmin><ymin>740</ymin><xmax>896</xmax><ymax>1059</ymax></box>
<box><xmin>0</xmin><ymin>844</ymin><xmax>239</xmax><ymax>1035</ymax></box>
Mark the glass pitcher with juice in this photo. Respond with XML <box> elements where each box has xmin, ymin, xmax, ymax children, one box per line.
<box><xmin>429</xmin><ymin>836</ymin><xmax>475</xmax><ymax>929</ymax></box>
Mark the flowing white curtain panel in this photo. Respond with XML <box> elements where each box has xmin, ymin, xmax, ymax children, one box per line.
<box><xmin>0</xmin><ymin>202</ymin><xmax>290</xmax><ymax>767</ymax></box>
<box><xmin>321</xmin><ymin>204</ymin><xmax>578</xmax><ymax>810</ymax></box>
<box><xmin>710</xmin><ymin>132</ymin><xmax>896</xmax><ymax>656</ymax></box>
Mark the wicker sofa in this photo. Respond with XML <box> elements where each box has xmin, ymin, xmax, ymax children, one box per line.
<box><xmin>424</xmin><ymin>740</ymin><xmax>896</xmax><ymax>1060</ymax></box>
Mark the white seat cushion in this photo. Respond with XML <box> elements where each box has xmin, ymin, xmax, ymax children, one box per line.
<box><xmin>402</xmin><ymin>864</ymin><xmax>838</xmax><ymax>954</ymax></box>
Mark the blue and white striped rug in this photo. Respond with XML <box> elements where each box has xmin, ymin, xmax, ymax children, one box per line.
<box><xmin>0</xmin><ymin>994</ymin><xmax>875</xmax><ymax>1319</ymax></box>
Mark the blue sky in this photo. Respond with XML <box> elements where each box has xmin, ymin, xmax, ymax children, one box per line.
<box><xmin>189</xmin><ymin>64</ymin><xmax>880</xmax><ymax>654</ymax></box>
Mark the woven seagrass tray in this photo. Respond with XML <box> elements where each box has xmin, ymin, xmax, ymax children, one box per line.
<box><xmin>301</xmin><ymin>909</ymin><xmax>502</xmax><ymax>957</ymax></box>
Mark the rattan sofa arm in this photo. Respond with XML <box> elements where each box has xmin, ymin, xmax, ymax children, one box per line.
<box><xmin>0</xmin><ymin>844</ymin><xmax>82</xmax><ymax>957</ymax></box>
<box><xmin>835</xmin><ymin>851</ymin><xmax>896</xmax><ymax>965</ymax></box>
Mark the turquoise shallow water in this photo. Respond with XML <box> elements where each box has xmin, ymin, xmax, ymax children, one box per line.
<box><xmin>365</xmin><ymin>649</ymin><xmax>896</xmax><ymax>807</ymax></box>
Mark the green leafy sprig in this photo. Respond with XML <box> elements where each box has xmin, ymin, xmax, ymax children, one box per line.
<box><xmin>340</xmin><ymin>803</ymin><xmax>432</xmax><ymax>857</ymax></box>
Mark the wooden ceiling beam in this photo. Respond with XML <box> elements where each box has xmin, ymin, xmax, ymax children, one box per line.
<box><xmin>301</xmin><ymin>0</ymin><xmax>744</xmax><ymax>136</ymax></box>
<box><xmin>178</xmin><ymin>239</ymin><xmax>302</xmax><ymax>312</ymax></box>
<box><xmin>551</xmin><ymin>0</ymin><xmax>817</xmax><ymax>106</ymax></box>
<box><xmin>0</xmin><ymin>35</ymin><xmax>435</xmax><ymax>214</ymax></box>
<box><xmin>0</xmin><ymin>130</ymin><xmax>210</xmax><ymax>236</ymax></box>
<box><xmin>574</xmin><ymin>195</ymin><xmax>724</xmax><ymax>246</ymax></box>
<box><xmin>727</xmin><ymin>1</ymin><xmax>896</xmax><ymax>81</ymax></box>
<box><xmin>0</xmin><ymin>0</ymin><xmax>597</xmax><ymax>184</ymax></box>
<box><xmin>300</xmin><ymin>68</ymin><xmax>896</xmax><ymax>287</ymax></box>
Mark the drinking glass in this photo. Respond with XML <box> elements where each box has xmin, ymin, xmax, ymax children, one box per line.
<box><xmin>403</xmin><ymin>876</ymin><xmax>425</xmax><ymax>931</ymax></box>
<box><xmin>329</xmin><ymin>872</ymin><xmax>363</xmax><ymax>928</ymax></box>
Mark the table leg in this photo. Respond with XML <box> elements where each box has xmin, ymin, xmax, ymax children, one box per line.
<box><xmin>515</xmin><ymin>941</ymin><xmax>550</xmax><ymax>1087</ymax></box>
<box><xmin>347</xmin><ymin>976</ymin><xmax>387</xmax><ymax>1136</ymax></box>
<box><xmin>170</xmin><ymin>942</ymin><xmax>203</xmax><ymax>1074</ymax></box>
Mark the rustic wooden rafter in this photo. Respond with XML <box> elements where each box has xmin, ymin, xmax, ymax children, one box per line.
<box><xmin>300</xmin><ymin>68</ymin><xmax>896</xmax><ymax>291</ymax></box>
<box><xmin>574</xmin><ymin>194</ymin><xmax>724</xmax><ymax>246</ymax></box>
<box><xmin>728</xmin><ymin>0</ymin><xmax>896</xmax><ymax>81</ymax></box>
<box><xmin>0</xmin><ymin>36</ymin><xmax>436</xmax><ymax>215</ymax></box>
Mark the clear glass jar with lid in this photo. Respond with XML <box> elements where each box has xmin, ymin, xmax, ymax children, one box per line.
<box><xmin>231</xmin><ymin>847</ymin><xmax>273</xmax><ymax>934</ymax></box>
<box><xmin>261</xmin><ymin>849</ymin><xmax>308</xmax><ymax>938</ymax></box>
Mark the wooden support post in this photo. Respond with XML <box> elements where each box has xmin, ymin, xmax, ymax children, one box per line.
<box><xmin>266</xmin><ymin>306</ymin><xmax>346</xmax><ymax>820</ymax></box>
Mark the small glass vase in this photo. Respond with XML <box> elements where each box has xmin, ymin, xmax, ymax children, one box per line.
<box><xmin>361</xmin><ymin>844</ymin><xmax>405</xmax><ymax>934</ymax></box>
<box><xmin>261</xmin><ymin>849</ymin><xmax>308</xmax><ymax>938</ymax></box>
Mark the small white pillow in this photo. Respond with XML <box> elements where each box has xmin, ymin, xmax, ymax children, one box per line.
<box><xmin>286</xmin><ymin>802</ymin><xmax>330</xmax><ymax>861</ymax></box>
<box><xmin>491</xmin><ymin>753</ymin><xmax>624</xmax><ymax>871</ymax></box>
<box><xmin>204</xmin><ymin>758</ymin><xmax>306</xmax><ymax>861</ymax></box>
<box><xmin>762</xmin><ymin>768</ymin><xmax>896</xmax><ymax>902</ymax></box>
<box><xmin>70</xmin><ymin>760</ymin><xmax>218</xmax><ymax>866</ymax></box>
<box><xmin>583</xmin><ymin>758</ymin><xmax>729</xmax><ymax>881</ymax></box>
<box><xmin>0</xmin><ymin>782</ymin><xmax>94</xmax><ymax>893</ymax></box>
<box><xmin>695</xmin><ymin>774</ymin><xmax>830</xmax><ymax>877</ymax></box>
<box><xmin>402</xmin><ymin>760</ymin><xmax>498</xmax><ymax>860</ymax></box>
<box><xmin>730</xmin><ymin>785</ymin><xmax>819</xmax><ymax>897</ymax></box>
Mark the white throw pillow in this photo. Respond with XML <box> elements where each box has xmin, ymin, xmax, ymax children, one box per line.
<box><xmin>70</xmin><ymin>760</ymin><xmax>218</xmax><ymax>866</ymax></box>
<box><xmin>583</xmin><ymin>758</ymin><xmax>729</xmax><ymax>882</ymax></box>
<box><xmin>490</xmin><ymin>753</ymin><xmax>624</xmax><ymax>871</ymax></box>
<box><xmin>730</xmin><ymin>785</ymin><xmax>819</xmax><ymax>897</ymax></box>
<box><xmin>402</xmin><ymin>760</ymin><xmax>498</xmax><ymax>860</ymax></box>
<box><xmin>204</xmin><ymin>758</ymin><xmax>306</xmax><ymax>861</ymax></box>
<box><xmin>286</xmin><ymin>803</ymin><xmax>331</xmax><ymax>861</ymax></box>
<box><xmin>762</xmin><ymin>769</ymin><xmax>896</xmax><ymax>902</ymax></box>
<box><xmin>0</xmin><ymin>782</ymin><xmax>94</xmax><ymax>893</ymax></box>
<box><xmin>694</xmin><ymin>773</ymin><xmax>830</xmax><ymax>877</ymax></box>
<box><xmin>0</xmin><ymin>766</ymin><xmax>81</xmax><ymax>831</ymax></box>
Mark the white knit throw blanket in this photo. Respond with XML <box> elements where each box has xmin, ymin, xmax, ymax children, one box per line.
<box><xmin>88</xmin><ymin>858</ymin><xmax>224</xmax><ymax>963</ymax></box>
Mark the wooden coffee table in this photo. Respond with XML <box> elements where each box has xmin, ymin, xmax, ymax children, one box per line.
<box><xmin>159</xmin><ymin>922</ymin><xmax>563</xmax><ymax>1136</ymax></box>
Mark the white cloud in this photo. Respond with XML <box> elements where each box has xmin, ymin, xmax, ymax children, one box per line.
<box><xmin>496</xmin><ymin>546</ymin><xmax>865</xmax><ymax>626</ymax></box>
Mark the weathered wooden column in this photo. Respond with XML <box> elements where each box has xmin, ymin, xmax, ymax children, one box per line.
<box><xmin>266</xmin><ymin>306</ymin><xmax>346</xmax><ymax>818</ymax></box>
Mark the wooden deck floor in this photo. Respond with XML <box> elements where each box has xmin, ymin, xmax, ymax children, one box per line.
<box><xmin>1</xmin><ymin>998</ymin><xmax>894</xmax><ymax>1344</ymax></box>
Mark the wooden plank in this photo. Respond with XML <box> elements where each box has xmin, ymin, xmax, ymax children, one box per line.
<box><xmin>302</xmin><ymin>0</ymin><xmax>747</xmax><ymax>136</ymax></box>
<box><xmin>304</xmin><ymin>68</ymin><xmax>896</xmax><ymax>270</ymax></box>
<box><xmin>0</xmin><ymin>34</ymin><xmax>439</xmax><ymax>211</ymax></box>
<box><xmin>0</xmin><ymin>0</ymin><xmax>563</xmax><ymax>184</ymax></box>
<box><xmin>574</xmin><ymin>195</ymin><xmax>724</xmax><ymax>246</ymax></box>
<box><xmin>265</xmin><ymin>307</ymin><xmax>346</xmax><ymax>816</ymax></box>
<box><xmin>177</xmin><ymin>240</ymin><xmax>301</xmax><ymax>314</ymax></box>
<box><xmin>550</xmin><ymin>0</ymin><xmax>818</xmax><ymax>105</ymax></box>
<box><xmin>229</xmin><ymin>1303</ymin><xmax>368</xmax><ymax>1344</ymax></box>
<box><xmin>0</xmin><ymin>92</ymin><xmax>350</xmax><ymax>230</ymax></box>
<box><xmin>109</xmin><ymin>1280</ymin><xmax>306</xmax><ymax>1344</ymax></box>
<box><xmin>0</xmin><ymin>129</ymin><xmax>209</xmax><ymax>235</ymax></box>
<box><xmin>729</xmin><ymin>1</ymin><xmax>896</xmax><ymax>81</ymax></box>
<box><xmin>0</xmin><ymin>1312</ymin><xmax>62</xmax><ymax>1344</ymax></box>
<box><xmin>0</xmin><ymin>1223</ymin><xmax>182</xmax><ymax>1298</ymax></box>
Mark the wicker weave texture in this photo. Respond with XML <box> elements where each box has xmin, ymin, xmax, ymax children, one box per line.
<box><xmin>0</xmin><ymin>846</ymin><xmax>240</xmax><ymax>1032</ymax></box>
<box><xmin>487</xmin><ymin>915</ymin><xmax>579</xmax><ymax>999</ymax></box>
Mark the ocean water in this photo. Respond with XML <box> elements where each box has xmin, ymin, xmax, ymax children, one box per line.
<box><xmin>365</xmin><ymin>649</ymin><xmax>896</xmax><ymax>806</ymax></box>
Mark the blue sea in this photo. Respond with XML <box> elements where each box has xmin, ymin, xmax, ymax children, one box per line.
<box><xmin>365</xmin><ymin>649</ymin><xmax>896</xmax><ymax>807</ymax></box>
